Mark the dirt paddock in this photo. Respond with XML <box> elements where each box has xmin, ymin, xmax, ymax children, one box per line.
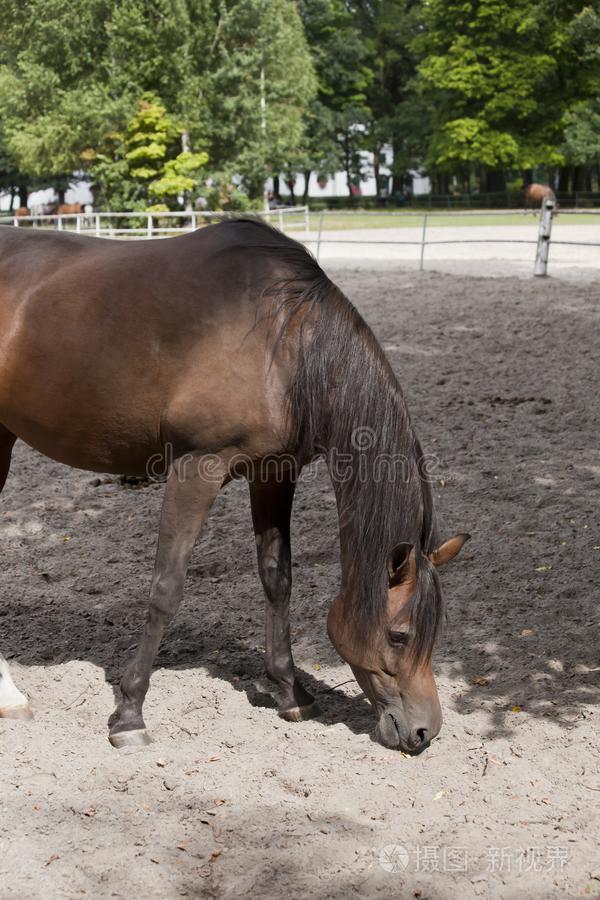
<box><xmin>1</xmin><ymin>269</ymin><xmax>599</xmax><ymax>899</ymax></box>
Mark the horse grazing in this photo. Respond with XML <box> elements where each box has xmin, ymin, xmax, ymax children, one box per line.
<box><xmin>0</xmin><ymin>220</ymin><xmax>468</xmax><ymax>753</ymax></box>
<box><xmin>525</xmin><ymin>183</ymin><xmax>556</xmax><ymax>209</ymax></box>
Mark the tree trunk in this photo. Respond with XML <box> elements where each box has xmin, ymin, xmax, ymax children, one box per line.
<box><xmin>180</xmin><ymin>131</ymin><xmax>193</xmax><ymax>211</ymax></box>
<box><xmin>273</xmin><ymin>174</ymin><xmax>280</xmax><ymax>200</ymax></box>
<box><xmin>435</xmin><ymin>172</ymin><xmax>449</xmax><ymax>194</ymax></box>
<box><xmin>344</xmin><ymin>136</ymin><xmax>353</xmax><ymax>199</ymax></box>
<box><xmin>18</xmin><ymin>182</ymin><xmax>28</xmax><ymax>208</ymax></box>
<box><xmin>373</xmin><ymin>145</ymin><xmax>381</xmax><ymax>196</ymax></box>
<box><xmin>392</xmin><ymin>173</ymin><xmax>403</xmax><ymax>195</ymax></box>
<box><xmin>285</xmin><ymin>178</ymin><xmax>296</xmax><ymax>205</ymax></box>
<box><xmin>573</xmin><ymin>166</ymin><xmax>586</xmax><ymax>192</ymax></box>
<box><xmin>484</xmin><ymin>169</ymin><xmax>506</xmax><ymax>192</ymax></box>
<box><xmin>302</xmin><ymin>170</ymin><xmax>311</xmax><ymax>204</ymax></box>
<box><xmin>558</xmin><ymin>166</ymin><xmax>570</xmax><ymax>194</ymax></box>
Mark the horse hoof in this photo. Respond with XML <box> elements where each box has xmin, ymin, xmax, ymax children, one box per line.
<box><xmin>279</xmin><ymin>702</ymin><xmax>321</xmax><ymax>723</ymax></box>
<box><xmin>0</xmin><ymin>704</ymin><xmax>33</xmax><ymax>720</ymax></box>
<box><xmin>109</xmin><ymin>728</ymin><xmax>151</xmax><ymax>749</ymax></box>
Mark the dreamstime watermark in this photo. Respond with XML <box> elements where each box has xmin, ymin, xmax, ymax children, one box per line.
<box><xmin>377</xmin><ymin>844</ymin><xmax>569</xmax><ymax>875</ymax></box>
<box><xmin>144</xmin><ymin>427</ymin><xmax>447</xmax><ymax>487</ymax></box>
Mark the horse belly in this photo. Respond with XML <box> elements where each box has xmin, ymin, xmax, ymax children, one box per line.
<box><xmin>0</xmin><ymin>309</ymin><xmax>165</xmax><ymax>473</ymax></box>
<box><xmin>0</xmin><ymin>396</ymin><xmax>163</xmax><ymax>475</ymax></box>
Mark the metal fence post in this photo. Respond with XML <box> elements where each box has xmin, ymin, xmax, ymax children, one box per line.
<box><xmin>534</xmin><ymin>198</ymin><xmax>555</xmax><ymax>276</ymax></box>
<box><xmin>147</xmin><ymin>213</ymin><xmax>153</xmax><ymax>239</ymax></box>
<box><xmin>304</xmin><ymin>205</ymin><xmax>309</xmax><ymax>235</ymax></box>
<box><xmin>419</xmin><ymin>214</ymin><xmax>428</xmax><ymax>271</ymax></box>
<box><xmin>95</xmin><ymin>214</ymin><xmax>101</xmax><ymax>237</ymax></box>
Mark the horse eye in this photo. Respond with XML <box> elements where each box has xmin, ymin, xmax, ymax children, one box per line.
<box><xmin>387</xmin><ymin>628</ymin><xmax>410</xmax><ymax>647</ymax></box>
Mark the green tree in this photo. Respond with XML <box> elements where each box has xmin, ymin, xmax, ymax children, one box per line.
<box><xmin>87</xmin><ymin>97</ymin><xmax>208</xmax><ymax>209</ymax></box>
<box><xmin>354</xmin><ymin>0</ymin><xmax>426</xmax><ymax>195</ymax></box>
<box><xmin>0</xmin><ymin>0</ymin><xmax>214</xmax><ymax>205</ymax></box>
<box><xmin>0</xmin><ymin>0</ymin><xmax>117</xmax><ymax>199</ymax></box>
<box><xmin>207</xmin><ymin>0</ymin><xmax>317</xmax><ymax>201</ymax></box>
<box><xmin>415</xmin><ymin>0</ymin><xmax>600</xmax><ymax>192</ymax></box>
<box><xmin>105</xmin><ymin>0</ymin><xmax>215</xmax><ymax>152</ymax></box>
<box><xmin>416</xmin><ymin>1</ymin><xmax>556</xmax><ymax>189</ymax></box>
<box><xmin>299</xmin><ymin>0</ymin><xmax>373</xmax><ymax>200</ymax></box>
<box><xmin>561</xmin><ymin>4</ymin><xmax>600</xmax><ymax>186</ymax></box>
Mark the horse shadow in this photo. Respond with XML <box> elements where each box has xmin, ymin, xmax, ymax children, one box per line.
<box><xmin>2</xmin><ymin>432</ymin><xmax>600</xmax><ymax>746</ymax></box>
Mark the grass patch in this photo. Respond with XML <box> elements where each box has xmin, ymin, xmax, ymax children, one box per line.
<box><xmin>308</xmin><ymin>211</ymin><xmax>600</xmax><ymax>230</ymax></box>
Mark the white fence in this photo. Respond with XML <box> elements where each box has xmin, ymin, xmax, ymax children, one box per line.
<box><xmin>3</xmin><ymin>203</ymin><xmax>599</xmax><ymax>276</ymax></box>
<box><xmin>1</xmin><ymin>205</ymin><xmax>310</xmax><ymax>238</ymax></box>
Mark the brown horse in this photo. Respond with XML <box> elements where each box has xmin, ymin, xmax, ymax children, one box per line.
<box><xmin>57</xmin><ymin>202</ymin><xmax>84</xmax><ymax>215</ymax></box>
<box><xmin>525</xmin><ymin>183</ymin><xmax>556</xmax><ymax>209</ymax></box>
<box><xmin>0</xmin><ymin>220</ymin><xmax>468</xmax><ymax>753</ymax></box>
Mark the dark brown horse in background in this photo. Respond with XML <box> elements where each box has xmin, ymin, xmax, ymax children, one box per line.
<box><xmin>0</xmin><ymin>220</ymin><xmax>468</xmax><ymax>753</ymax></box>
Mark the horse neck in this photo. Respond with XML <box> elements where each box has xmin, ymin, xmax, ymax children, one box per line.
<box><xmin>285</xmin><ymin>283</ymin><xmax>436</xmax><ymax>624</ymax></box>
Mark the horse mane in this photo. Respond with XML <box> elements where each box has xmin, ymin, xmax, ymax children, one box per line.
<box><xmin>215</xmin><ymin>218</ymin><xmax>442</xmax><ymax>661</ymax></box>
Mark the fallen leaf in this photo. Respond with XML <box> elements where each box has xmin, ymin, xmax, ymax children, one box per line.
<box><xmin>473</xmin><ymin>676</ymin><xmax>490</xmax><ymax>686</ymax></box>
<box><xmin>510</xmin><ymin>705</ymin><xmax>522</xmax><ymax>713</ymax></box>
<box><xmin>433</xmin><ymin>789</ymin><xmax>449</xmax><ymax>800</ymax></box>
<box><xmin>44</xmin><ymin>854</ymin><xmax>60</xmax><ymax>867</ymax></box>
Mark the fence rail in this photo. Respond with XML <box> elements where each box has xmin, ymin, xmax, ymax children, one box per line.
<box><xmin>309</xmin><ymin>205</ymin><xmax>600</xmax><ymax>275</ymax></box>
<box><xmin>2</xmin><ymin>204</ymin><xmax>599</xmax><ymax>276</ymax></box>
<box><xmin>0</xmin><ymin>205</ymin><xmax>310</xmax><ymax>237</ymax></box>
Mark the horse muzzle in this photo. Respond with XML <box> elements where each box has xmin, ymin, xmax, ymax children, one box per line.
<box><xmin>373</xmin><ymin>704</ymin><xmax>442</xmax><ymax>754</ymax></box>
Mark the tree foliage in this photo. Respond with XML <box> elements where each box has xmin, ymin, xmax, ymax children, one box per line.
<box><xmin>0</xmin><ymin>0</ymin><xmax>599</xmax><ymax>207</ymax></box>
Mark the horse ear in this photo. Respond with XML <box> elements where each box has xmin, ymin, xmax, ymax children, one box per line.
<box><xmin>429</xmin><ymin>533</ymin><xmax>470</xmax><ymax>567</ymax></box>
<box><xmin>387</xmin><ymin>542</ymin><xmax>415</xmax><ymax>585</ymax></box>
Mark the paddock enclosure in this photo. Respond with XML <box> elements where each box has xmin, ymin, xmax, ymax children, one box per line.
<box><xmin>1</xmin><ymin>267</ymin><xmax>598</xmax><ymax>899</ymax></box>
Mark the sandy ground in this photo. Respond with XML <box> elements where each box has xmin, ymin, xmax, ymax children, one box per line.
<box><xmin>303</xmin><ymin>221</ymin><xmax>600</xmax><ymax>278</ymax></box>
<box><xmin>0</xmin><ymin>269</ymin><xmax>599</xmax><ymax>899</ymax></box>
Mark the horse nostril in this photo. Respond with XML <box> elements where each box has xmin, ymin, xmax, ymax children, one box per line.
<box><xmin>416</xmin><ymin>727</ymin><xmax>428</xmax><ymax>745</ymax></box>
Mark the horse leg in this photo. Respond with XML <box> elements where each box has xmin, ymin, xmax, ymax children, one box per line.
<box><xmin>249</xmin><ymin>476</ymin><xmax>317</xmax><ymax>721</ymax></box>
<box><xmin>0</xmin><ymin>653</ymin><xmax>32</xmax><ymax>719</ymax></box>
<box><xmin>0</xmin><ymin>428</ymin><xmax>31</xmax><ymax>720</ymax></box>
<box><xmin>108</xmin><ymin>454</ymin><xmax>225</xmax><ymax>748</ymax></box>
